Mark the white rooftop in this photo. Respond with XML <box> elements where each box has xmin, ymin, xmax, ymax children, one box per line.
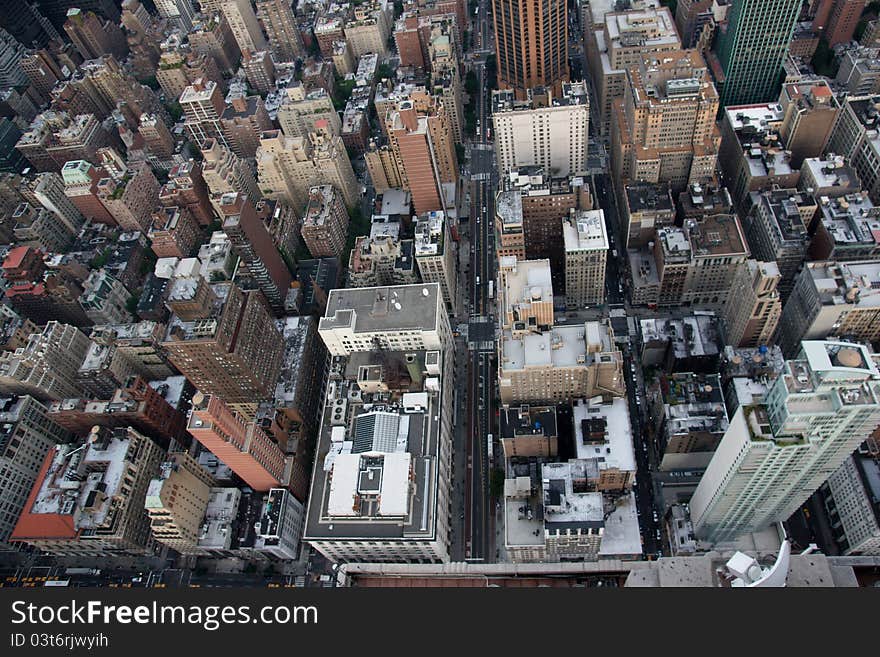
<box><xmin>572</xmin><ymin>397</ymin><xmax>637</xmax><ymax>472</ymax></box>
<box><xmin>564</xmin><ymin>210</ymin><xmax>609</xmax><ymax>252</ymax></box>
<box><xmin>502</xmin><ymin>258</ymin><xmax>554</xmax><ymax>308</ymax></box>
<box><xmin>598</xmin><ymin>492</ymin><xmax>643</xmax><ymax>557</ymax></box>
<box><xmin>502</xmin><ymin>323</ymin><xmax>593</xmax><ymax>371</ymax></box>
<box><xmin>800</xmin><ymin>341</ymin><xmax>880</xmax><ymax>380</ymax></box>
<box><xmin>326</xmin><ymin>452</ymin><xmax>412</xmax><ymax>518</ymax></box>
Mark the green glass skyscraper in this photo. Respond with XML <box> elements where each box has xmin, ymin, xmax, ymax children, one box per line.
<box><xmin>715</xmin><ymin>0</ymin><xmax>801</xmax><ymax>107</ymax></box>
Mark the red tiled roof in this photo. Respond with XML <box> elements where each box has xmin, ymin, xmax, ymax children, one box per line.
<box><xmin>3</xmin><ymin>282</ymin><xmax>44</xmax><ymax>297</ymax></box>
<box><xmin>2</xmin><ymin>245</ymin><xmax>32</xmax><ymax>271</ymax></box>
<box><xmin>10</xmin><ymin>448</ymin><xmax>78</xmax><ymax>542</ymax></box>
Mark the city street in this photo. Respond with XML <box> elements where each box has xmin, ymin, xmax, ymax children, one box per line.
<box><xmin>463</xmin><ymin>0</ymin><xmax>497</xmax><ymax>563</ymax></box>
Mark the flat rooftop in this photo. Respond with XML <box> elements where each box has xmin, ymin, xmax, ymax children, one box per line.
<box><xmin>563</xmin><ymin>210</ymin><xmax>608</xmax><ymax>252</ymax></box>
<box><xmin>641</xmin><ymin>315</ymin><xmax>721</xmax><ymax>359</ymax></box>
<box><xmin>817</xmin><ymin>193</ymin><xmax>880</xmax><ymax>248</ymax></box>
<box><xmin>801</xmin><ymin>155</ymin><xmax>860</xmax><ymax>193</ymax></box>
<box><xmin>572</xmin><ymin>397</ymin><xmax>636</xmax><ymax>472</ymax></box>
<box><xmin>501</xmin><ymin>322</ymin><xmax>615</xmax><ymax>372</ymax></box>
<box><xmin>605</xmin><ymin>6</ymin><xmax>678</xmax><ymax>49</ymax></box>
<box><xmin>628</xmin><ymin>248</ymin><xmax>660</xmax><ymax>287</ymax></box>
<box><xmin>679</xmin><ymin>185</ymin><xmax>733</xmax><ymax>217</ymax></box>
<box><xmin>22</xmin><ymin>429</ymin><xmax>135</xmax><ymax>535</ymax></box>
<box><xmin>304</xmin><ymin>350</ymin><xmax>445</xmax><ymax>543</ymax></box>
<box><xmin>499</xmin><ymin>405</ymin><xmax>558</xmax><ymax>439</ymax></box>
<box><xmin>320</xmin><ymin>283</ymin><xmax>441</xmax><ymax>335</ymax></box>
<box><xmin>806</xmin><ymin>260</ymin><xmax>880</xmax><ymax>308</ymax></box>
<box><xmin>496</xmin><ymin>190</ymin><xmax>523</xmax><ymax>227</ymax></box>
<box><xmin>379</xmin><ymin>189</ymin><xmax>411</xmax><ymax>216</ymax></box>
<box><xmin>754</xmin><ymin>189</ymin><xmax>813</xmax><ymax>244</ymax></box>
<box><xmin>725</xmin><ymin>103</ymin><xmax>785</xmax><ymax>134</ymax></box>
<box><xmin>501</xmin><ymin>258</ymin><xmax>554</xmax><ymax>313</ymax></box>
<box><xmin>627</xmin><ymin>182</ymin><xmax>674</xmax><ymax>214</ymax></box>
<box><xmin>598</xmin><ymin>492</ymin><xmax>642</xmax><ymax>558</ymax></box>
<box><xmin>686</xmin><ymin>214</ymin><xmax>748</xmax><ymax>258</ymax></box>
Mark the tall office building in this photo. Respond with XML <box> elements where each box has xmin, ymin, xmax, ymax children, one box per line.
<box><xmin>256</xmin><ymin>128</ymin><xmax>359</xmax><ymax>210</ymax></box>
<box><xmin>35</xmin><ymin>2</ymin><xmax>120</xmax><ymax>32</ymax></box>
<box><xmin>159</xmin><ymin>161</ymin><xmax>216</xmax><ymax>227</ymax></box>
<box><xmin>563</xmin><ymin>209</ymin><xmax>608</xmax><ymax>309</ymax></box>
<box><xmin>385</xmin><ymin>93</ymin><xmax>459</xmax><ymax>215</ymax></box>
<box><xmin>218</xmin><ymin>191</ymin><xmax>292</xmax><ymax>314</ymax></box>
<box><xmin>826</xmin><ymin>95</ymin><xmax>880</xmax><ymax>205</ymax></box>
<box><xmin>588</xmin><ymin>5</ymin><xmax>681</xmax><ymax>137</ymax></box>
<box><xmin>155</xmin><ymin>0</ymin><xmax>196</xmax><ymax>31</ymax></box>
<box><xmin>714</xmin><ymin>0</ymin><xmax>801</xmax><ymax>106</ymax></box>
<box><xmin>19</xmin><ymin>48</ymin><xmax>64</xmax><ymax>102</ymax></box>
<box><xmin>722</xmin><ymin>259</ymin><xmax>782</xmax><ymax>348</ymax></box>
<box><xmin>305</xmin><ymin>283</ymin><xmax>454</xmax><ymax>562</ymax></box>
<box><xmin>744</xmin><ymin>188</ymin><xmax>814</xmax><ymax>303</ymax></box>
<box><xmin>201</xmin><ymin>138</ymin><xmax>262</xmax><ymax>212</ymax></box>
<box><xmin>822</xmin><ymin>453</ymin><xmax>880</xmax><ymax>555</ymax></box>
<box><xmin>276</xmin><ymin>85</ymin><xmax>340</xmax><ymax>138</ymax></box>
<box><xmin>414</xmin><ymin>210</ymin><xmax>460</xmax><ymax>316</ymax></box>
<box><xmin>221</xmin><ymin>0</ymin><xmax>267</xmax><ymax>54</ymax></box>
<box><xmin>0</xmin><ymin>396</ymin><xmax>69</xmax><ymax>546</ymax></box>
<box><xmin>179</xmin><ymin>78</ymin><xmax>226</xmax><ymax>149</ymax></box>
<box><xmin>62</xmin><ymin>8</ymin><xmax>127</xmax><ymax>62</ymax></box>
<box><xmin>189</xmin><ymin>12</ymin><xmax>241</xmax><ymax>74</ymax></box>
<box><xmin>690</xmin><ymin>340</ymin><xmax>880</xmax><ymax>543</ymax></box>
<box><xmin>0</xmin><ymin>29</ymin><xmax>28</xmax><ymax>89</ymax></box>
<box><xmin>0</xmin><ymin>321</ymin><xmax>92</xmax><ymax>402</ymax></box>
<box><xmin>612</xmin><ymin>49</ymin><xmax>719</xmax><ymax>192</ymax></box>
<box><xmin>491</xmin><ymin>0</ymin><xmax>568</xmax><ymax>98</ymax></box>
<box><xmin>256</xmin><ymin>0</ymin><xmax>305</xmax><ymax>62</ymax></box>
<box><xmin>675</xmin><ymin>0</ymin><xmax>718</xmax><ymax>48</ymax></box>
<box><xmin>144</xmin><ymin>452</ymin><xmax>216</xmax><ymax>553</ymax></box>
<box><xmin>188</xmin><ymin>393</ymin><xmax>285</xmax><ymax>492</ymax></box>
<box><xmin>778</xmin><ymin>80</ymin><xmax>840</xmax><ymax>169</ymax></box>
<box><xmin>161</xmin><ymin>281</ymin><xmax>284</xmax><ymax>406</ymax></box>
<box><xmin>778</xmin><ymin>261</ymin><xmax>880</xmax><ymax>358</ymax></box>
<box><xmin>0</xmin><ymin>3</ymin><xmax>60</xmax><ymax>48</ymax></box>
<box><xmin>301</xmin><ymin>185</ymin><xmax>349</xmax><ymax>259</ymax></box>
<box><xmin>95</xmin><ymin>162</ymin><xmax>160</xmax><ymax>233</ymax></box>
<box><xmin>11</xmin><ymin>426</ymin><xmax>165</xmax><ymax>555</ymax></box>
<box><xmin>813</xmin><ymin>0</ymin><xmax>864</xmax><ymax>47</ymax></box>
<box><xmin>492</xmin><ymin>83</ymin><xmax>589</xmax><ymax>177</ymax></box>
<box><xmin>33</xmin><ymin>172</ymin><xmax>85</xmax><ymax>235</ymax></box>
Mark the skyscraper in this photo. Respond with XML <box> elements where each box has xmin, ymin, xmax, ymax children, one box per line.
<box><xmin>0</xmin><ymin>3</ymin><xmax>60</xmax><ymax>48</ymax></box>
<box><xmin>690</xmin><ymin>340</ymin><xmax>880</xmax><ymax>543</ymax></box>
<box><xmin>11</xmin><ymin>425</ymin><xmax>165</xmax><ymax>556</ymax></box>
<box><xmin>220</xmin><ymin>0</ymin><xmax>267</xmax><ymax>54</ymax></box>
<box><xmin>563</xmin><ymin>210</ymin><xmax>609</xmax><ymax>309</ymax></box>
<box><xmin>161</xmin><ymin>281</ymin><xmax>284</xmax><ymax>408</ymax></box>
<box><xmin>219</xmin><ymin>191</ymin><xmax>292</xmax><ymax>314</ymax></box>
<box><xmin>255</xmin><ymin>0</ymin><xmax>305</xmax><ymax>62</ymax></box>
<box><xmin>154</xmin><ymin>0</ymin><xmax>196</xmax><ymax>31</ymax></box>
<box><xmin>492</xmin><ymin>83</ymin><xmax>589</xmax><ymax>177</ymax></box>
<box><xmin>714</xmin><ymin>0</ymin><xmax>801</xmax><ymax>106</ymax></box>
<box><xmin>492</xmin><ymin>0</ymin><xmax>568</xmax><ymax>97</ymax></box>
<box><xmin>612</xmin><ymin>49</ymin><xmax>719</xmax><ymax>192</ymax></box>
<box><xmin>62</xmin><ymin>8</ymin><xmax>127</xmax><ymax>62</ymax></box>
<box><xmin>0</xmin><ymin>396</ymin><xmax>69</xmax><ymax>545</ymax></box>
<box><xmin>187</xmin><ymin>394</ymin><xmax>286</xmax><ymax>492</ymax></box>
<box><xmin>144</xmin><ymin>452</ymin><xmax>216</xmax><ymax>553</ymax></box>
